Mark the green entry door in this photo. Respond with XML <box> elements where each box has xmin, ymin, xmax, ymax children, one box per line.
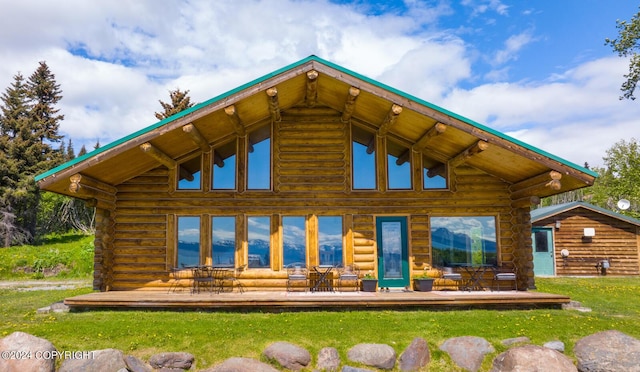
<box><xmin>532</xmin><ymin>227</ymin><xmax>555</xmax><ymax>276</ymax></box>
<box><xmin>376</xmin><ymin>216</ymin><xmax>409</xmax><ymax>288</ymax></box>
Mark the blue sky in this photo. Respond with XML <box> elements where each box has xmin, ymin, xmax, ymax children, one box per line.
<box><xmin>1</xmin><ymin>0</ymin><xmax>639</xmax><ymax>168</ymax></box>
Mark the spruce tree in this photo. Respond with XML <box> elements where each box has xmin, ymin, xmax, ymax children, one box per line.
<box><xmin>155</xmin><ymin>88</ymin><xmax>194</xmax><ymax>120</ymax></box>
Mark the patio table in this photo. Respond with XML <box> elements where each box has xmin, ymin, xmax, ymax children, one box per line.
<box><xmin>311</xmin><ymin>265</ymin><xmax>335</xmax><ymax>292</ymax></box>
<box><xmin>459</xmin><ymin>264</ymin><xmax>494</xmax><ymax>291</ymax></box>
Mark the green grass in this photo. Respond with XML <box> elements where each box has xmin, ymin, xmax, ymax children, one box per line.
<box><xmin>0</xmin><ymin>233</ymin><xmax>94</xmax><ymax>280</ymax></box>
<box><xmin>1</xmin><ymin>277</ymin><xmax>639</xmax><ymax>371</ymax></box>
<box><xmin>1</xmin><ymin>237</ymin><xmax>639</xmax><ymax>370</ymax></box>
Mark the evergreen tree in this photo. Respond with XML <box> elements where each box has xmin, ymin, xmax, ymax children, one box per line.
<box><xmin>155</xmin><ymin>88</ymin><xmax>194</xmax><ymax>120</ymax></box>
<box><xmin>606</xmin><ymin>7</ymin><xmax>640</xmax><ymax>100</ymax></box>
<box><xmin>78</xmin><ymin>144</ymin><xmax>87</xmax><ymax>157</ymax></box>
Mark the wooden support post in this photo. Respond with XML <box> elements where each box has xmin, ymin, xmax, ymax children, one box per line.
<box><xmin>266</xmin><ymin>87</ymin><xmax>281</xmax><ymax>123</ymax></box>
<box><xmin>225</xmin><ymin>105</ymin><xmax>246</xmax><ymax>137</ymax></box>
<box><xmin>182</xmin><ymin>123</ymin><xmax>210</xmax><ymax>152</ymax></box>
<box><xmin>341</xmin><ymin>87</ymin><xmax>360</xmax><ymax>122</ymax></box>
<box><xmin>140</xmin><ymin>142</ymin><xmax>176</xmax><ymax>169</ymax></box>
<box><xmin>306</xmin><ymin>70</ymin><xmax>318</xmax><ymax>107</ymax></box>
<box><xmin>512</xmin><ymin>195</ymin><xmax>541</xmax><ymax>208</ymax></box>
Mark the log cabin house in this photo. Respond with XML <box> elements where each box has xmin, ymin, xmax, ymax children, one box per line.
<box><xmin>36</xmin><ymin>55</ymin><xmax>597</xmax><ymax>293</ymax></box>
<box><xmin>531</xmin><ymin>201</ymin><xmax>640</xmax><ymax>277</ymax></box>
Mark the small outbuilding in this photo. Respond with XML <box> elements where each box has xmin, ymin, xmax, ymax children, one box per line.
<box><xmin>531</xmin><ymin>201</ymin><xmax>640</xmax><ymax>276</ymax></box>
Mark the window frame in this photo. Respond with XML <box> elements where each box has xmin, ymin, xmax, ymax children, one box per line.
<box><xmin>176</xmin><ymin>215</ymin><xmax>201</xmax><ymax>268</ymax></box>
<box><xmin>247</xmin><ymin>215</ymin><xmax>272</xmax><ymax>269</ymax></box>
<box><xmin>246</xmin><ymin>125</ymin><xmax>272</xmax><ymax>191</ymax></box>
<box><xmin>430</xmin><ymin>215</ymin><xmax>498</xmax><ymax>267</ymax></box>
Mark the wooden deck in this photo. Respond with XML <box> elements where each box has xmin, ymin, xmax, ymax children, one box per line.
<box><xmin>64</xmin><ymin>289</ymin><xmax>570</xmax><ymax>311</ymax></box>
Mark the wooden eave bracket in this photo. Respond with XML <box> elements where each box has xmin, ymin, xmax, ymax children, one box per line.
<box><xmin>378</xmin><ymin>104</ymin><xmax>403</xmax><ymax>137</ymax></box>
<box><xmin>266</xmin><ymin>87</ymin><xmax>282</xmax><ymax>123</ymax></box>
<box><xmin>224</xmin><ymin>105</ymin><xmax>246</xmax><ymax>137</ymax></box>
<box><xmin>139</xmin><ymin>142</ymin><xmax>176</xmax><ymax>169</ymax></box>
<box><xmin>510</xmin><ymin>170</ymin><xmax>563</xmax><ymax>200</ymax></box>
<box><xmin>413</xmin><ymin>122</ymin><xmax>447</xmax><ymax>152</ymax></box>
<box><xmin>448</xmin><ymin>140</ymin><xmax>489</xmax><ymax>169</ymax></box>
<box><xmin>68</xmin><ymin>173</ymin><xmax>117</xmax><ymax>210</ymax></box>
<box><xmin>305</xmin><ymin>70</ymin><xmax>318</xmax><ymax>107</ymax></box>
<box><xmin>341</xmin><ymin>87</ymin><xmax>360</xmax><ymax>123</ymax></box>
<box><xmin>182</xmin><ymin>123</ymin><xmax>210</xmax><ymax>153</ymax></box>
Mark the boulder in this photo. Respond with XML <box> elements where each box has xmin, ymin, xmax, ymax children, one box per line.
<box><xmin>262</xmin><ymin>341</ymin><xmax>311</xmax><ymax>371</ymax></box>
<box><xmin>341</xmin><ymin>366</ymin><xmax>376</xmax><ymax>372</ymax></box>
<box><xmin>124</xmin><ymin>354</ymin><xmax>153</xmax><ymax>372</ymax></box>
<box><xmin>501</xmin><ymin>336</ymin><xmax>530</xmax><ymax>346</ymax></box>
<box><xmin>439</xmin><ymin>336</ymin><xmax>494</xmax><ymax>372</ymax></box>
<box><xmin>0</xmin><ymin>331</ymin><xmax>57</xmax><ymax>372</ymax></box>
<box><xmin>574</xmin><ymin>330</ymin><xmax>640</xmax><ymax>372</ymax></box>
<box><xmin>544</xmin><ymin>340</ymin><xmax>565</xmax><ymax>353</ymax></box>
<box><xmin>204</xmin><ymin>357</ymin><xmax>280</xmax><ymax>372</ymax></box>
<box><xmin>317</xmin><ymin>346</ymin><xmax>341</xmax><ymax>371</ymax></box>
<box><xmin>58</xmin><ymin>348</ymin><xmax>127</xmax><ymax>372</ymax></box>
<box><xmin>347</xmin><ymin>343</ymin><xmax>396</xmax><ymax>370</ymax></box>
<box><xmin>490</xmin><ymin>344</ymin><xmax>577</xmax><ymax>372</ymax></box>
<box><xmin>398</xmin><ymin>337</ymin><xmax>430</xmax><ymax>371</ymax></box>
<box><xmin>148</xmin><ymin>351</ymin><xmax>194</xmax><ymax>370</ymax></box>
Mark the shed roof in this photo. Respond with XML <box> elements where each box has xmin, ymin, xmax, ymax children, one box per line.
<box><xmin>36</xmin><ymin>55</ymin><xmax>597</xmax><ymax>199</ymax></box>
<box><xmin>531</xmin><ymin>201</ymin><xmax>640</xmax><ymax>227</ymax></box>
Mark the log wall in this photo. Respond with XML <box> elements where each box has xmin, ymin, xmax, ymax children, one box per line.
<box><xmin>100</xmin><ymin>105</ymin><xmax>526</xmax><ymax>291</ymax></box>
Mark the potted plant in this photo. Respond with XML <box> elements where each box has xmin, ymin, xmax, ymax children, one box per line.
<box><xmin>361</xmin><ymin>271</ymin><xmax>377</xmax><ymax>292</ymax></box>
<box><xmin>413</xmin><ymin>266</ymin><xmax>439</xmax><ymax>292</ymax></box>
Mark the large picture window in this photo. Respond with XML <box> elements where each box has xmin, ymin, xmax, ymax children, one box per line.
<box><xmin>430</xmin><ymin>216</ymin><xmax>497</xmax><ymax>266</ymax></box>
<box><xmin>247</xmin><ymin>126</ymin><xmax>271</xmax><ymax>190</ymax></box>
<box><xmin>177</xmin><ymin>216</ymin><xmax>200</xmax><ymax>267</ymax></box>
<box><xmin>248</xmin><ymin>216</ymin><xmax>271</xmax><ymax>268</ymax></box>
<box><xmin>177</xmin><ymin>156</ymin><xmax>201</xmax><ymax>190</ymax></box>
<box><xmin>212</xmin><ymin>140</ymin><xmax>237</xmax><ymax>190</ymax></box>
<box><xmin>282</xmin><ymin>216</ymin><xmax>306</xmax><ymax>267</ymax></box>
<box><xmin>352</xmin><ymin>126</ymin><xmax>376</xmax><ymax>190</ymax></box>
<box><xmin>211</xmin><ymin>216</ymin><xmax>236</xmax><ymax>266</ymax></box>
<box><xmin>318</xmin><ymin>216</ymin><xmax>343</xmax><ymax>266</ymax></box>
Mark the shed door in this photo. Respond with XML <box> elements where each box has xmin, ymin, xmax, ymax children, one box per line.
<box><xmin>376</xmin><ymin>216</ymin><xmax>409</xmax><ymax>288</ymax></box>
<box><xmin>532</xmin><ymin>227</ymin><xmax>555</xmax><ymax>276</ymax></box>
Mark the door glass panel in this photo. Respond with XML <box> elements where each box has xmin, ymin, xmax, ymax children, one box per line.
<box><xmin>534</xmin><ymin>231</ymin><xmax>549</xmax><ymax>253</ymax></box>
<box><xmin>211</xmin><ymin>216</ymin><xmax>235</xmax><ymax>266</ymax></box>
<box><xmin>381</xmin><ymin>221</ymin><xmax>402</xmax><ymax>279</ymax></box>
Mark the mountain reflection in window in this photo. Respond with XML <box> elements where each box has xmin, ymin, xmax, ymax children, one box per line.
<box><xmin>430</xmin><ymin>216</ymin><xmax>497</xmax><ymax>267</ymax></box>
<box><xmin>248</xmin><ymin>216</ymin><xmax>271</xmax><ymax>268</ymax></box>
<box><xmin>177</xmin><ymin>216</ymin><xmax>200</xmax><ymax>267</ymax></box>
<box><xmin>212</xmin><ymin>216</ymin><xmax>235</xmax><ymax>266</ymax></box>
<box><xmin>318</xmin><ymin>216</ymin><xmax>343</xmax><ymax>266</ymax></box>
<box><xmin>283</xmin><ymin>216</ymin><xmax>306</xmax><ymax>267</ymax></box>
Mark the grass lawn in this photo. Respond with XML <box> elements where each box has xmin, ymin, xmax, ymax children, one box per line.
<box><xmin>1</xmin><ymin>276</ymin><xmax>639</xmax><ymax>371</ymax></box>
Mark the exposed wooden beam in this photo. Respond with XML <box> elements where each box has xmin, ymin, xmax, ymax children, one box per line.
<box><xmin>511</xmin><ymin>171</ymin><xmax>563</xmax><ymax>200</ymax></box>
<box><xmin>266</xmin><ymin>87</ymin><xmax>281</xmax><ymax>123</ymax></box>
<box><xmin>512</xmin><ymin>195</ymin><xmax>541</xmax><ymax>209</ymax></box>
<box><xmin>426</xmin><ymin>163</ymin><xmax>446</xmax><ymax>178</ymax></box>
<box><xmin>378</xmin><ymin>104</ymin><xmax>403</xmax><ymax>136</ymax></box>
<box><xmin>396</xmin><ymin>149</ymin><xmax>412</xmax><ymax>166</ymax></box>
<box><xmin>212</xmin><ymin>151</ymin><xmax>225</xmax><ymax>168</ymax></box>
<box><xmin>305</xmin><ymin>70</ymin><xmax>318</xmax><ymax>107</ymax></box>
<box><xmin>341</xmin><ymin>87</ymin><xmax>360</xmax><ymax>123</ymax></box>
<box><xmin>366</xmin><ymin>136</ymin><xmax>376</xmax><ymax>155</ymax></box>
<box><xmin>140</xmin><ymin>142</ymin><xmax>176</xmax><ymax>169</ymax></box>
<box><xmin>182</xmin><ymin>123</ymin><xmax>210</xmax><ymax>152</ymax></box>
<box><xmin>413</xmin><ymin>122</ymin><xmax>447</xmax><ymax>151</ymax></box>
<box><xmin>68</xmin><ymin>173</ymin><xmax>117</xmax><ymax>195</ymax></box>
<box><xmin>224</xmin><ymin>105</ymin><xmax>246</xmax><ymax>137</ymax></box>
<box><xmin>179</xmin><ymin>166</ymin><xmax>194</xmax><ymax>182</ymax></box>
<box><xmin>448</xmin><ymin>140</ymin><xmax>489</xmax><ymax>169</ymax></box>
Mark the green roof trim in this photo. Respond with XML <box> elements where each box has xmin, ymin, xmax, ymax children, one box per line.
<box><xmin>532</xmin><ymin>201</ymin><xmax>640</xmax><ymax>226</ymax></box>
<box><xmin>35</xmin><ymin>55</ymin><xmax>597</xmax><ymax>182</ymax></box>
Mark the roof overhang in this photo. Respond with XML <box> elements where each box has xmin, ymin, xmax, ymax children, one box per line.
<box><xmin>36</xmin><ymin>55</ymin><xmax>597</xmax><ymax>204</ymax></box>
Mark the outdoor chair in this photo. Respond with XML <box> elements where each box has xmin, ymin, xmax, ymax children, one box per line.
<box><xmin>167</xmin><ymin>266</ymin><xmax>191</xmax><ymax>293</ymax></box>
<box><xmin>440</xmin><ymin>267</ymin><xmax>464</xmax><ymax>290</ymax></box>
<box><xmin>492</xmin><ymin>266</ymin><xmax>518</xmax><ymax>291</ymax></box>
<box><xmin>193</xmin><ymin>266</ymin><xmax>216</xmax><ymax>294</ymax></box>
<box><xmin>286</xmin><ymin>263</ymin><xmax>308</xmax><ymax>292</ymax></box>
<box><xmin>337</xmin><ymin>263</ymin><xmax>360</xmax><ymax>292</ymax></box>
<box><xmin>222</xmin><ymin>264</ymin><xmax>247</xmax><ymax>293</ymax></box>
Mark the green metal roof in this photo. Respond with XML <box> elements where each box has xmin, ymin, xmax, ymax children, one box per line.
<box><xmin>532</xmin><ymin>201</ymin><xmax>640</xmax><ymax>226</ymax></box>
<box><xmin>35</xmin><ymin>55</ymin><xmax>598</xmax><ymax>182</ymax></box>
